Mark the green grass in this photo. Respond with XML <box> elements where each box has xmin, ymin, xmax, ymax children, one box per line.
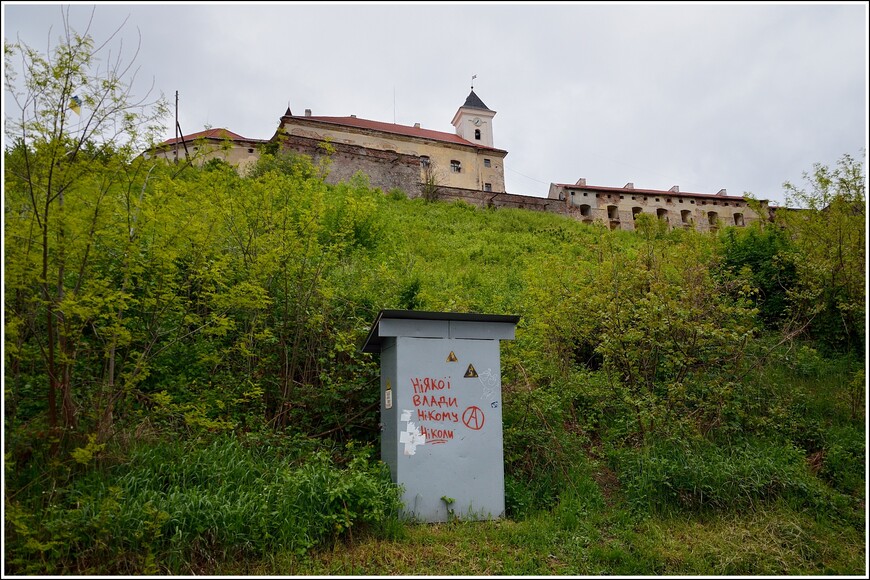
<box><xmin>4</xmin><ymin>435</ymin><xmax>402</xmax><ymax>575</ymax></box>
<box><xmin>216</xmin><ymin>495</ymin><xmax>865</xmax><ymax>576</ymax></box>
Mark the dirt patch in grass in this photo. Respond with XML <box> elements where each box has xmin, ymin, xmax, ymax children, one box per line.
<box><xmin>592</xmin><ymin>464</ymin><xmax>621</xmax><ymax>505</ymax></box>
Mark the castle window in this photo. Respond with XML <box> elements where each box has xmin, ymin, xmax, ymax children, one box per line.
<box><xmin>484</xmin><ymin>158</ymin><xmax>491</xmax><ymax>167</ymax></box>
<box><xmin>678</xmin><ymin>198</ymin><xmax>683</xmax><ymax>203</ymax></box>
<box><xmin>450</xmin><ymin>160</ymin><xmax>461</xmax><ymax>173</ymax></box>
<box><xmin>655</xmin><ymin>198</ymin><xmax>660</xmax><ymax>202</ymax></box>
<box><xmin>632</xmin><ymin>207</ymin><xmax>643</xmax><ymax>219</ymax></box>
<box><xmin>681</xmin><ymin>210</ymin><xmax>692</xmax><ymax>224</ymax></box>
<box><xmin>657</xmin><ymin>208</ymin><xmax>669</xmax><ymax>223</ymax></box>
<box><xmin>607</xmin><ymin>205</ymin><xmax>619</xmax><ymax>220</ymax></box>
<box><xmin>420</xmin><ymin>155</ymin><xmax>430</xmax><ymax>167</ymax></box>
<box><xmin>248</xmin><ymin>148</ymin><xmax>254</xmax><ymax>154</ymax></box>
<box><xmin>583</xmin><ymin>192</ymin><xmax>588</xmax><ymax>197</ymax></box>
<box><xmin>579</xmin><ymin>204</ymin><xmax>592</xmax><ymax>217</ymax></box>
<box><xmin>734</xmin><ymin>213</ymin><xmax>745</xmax><ymax>226</ymax></box>
<box><xmin>474</xmin><ymin>129</ymin><xmax>481</xmax><ymax>140</ymax></box>
<box><xmin>484</xmin><ymin>183</ymin><xmax>492</xmax><ymax>192</ymax></box>
<box><xmin>708</xmin><ymin>211</ymin><xmax>719</xmax><ymax>226</ymax></box>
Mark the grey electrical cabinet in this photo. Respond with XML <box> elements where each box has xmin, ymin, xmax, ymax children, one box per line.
<box><xmin>362</xmin><ymin>310</ymin><xmax>520</xmax><ymax>523</ymax></box>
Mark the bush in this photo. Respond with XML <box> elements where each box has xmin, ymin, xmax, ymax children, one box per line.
<box><xmin>820</xmin><ymin>425</ymin><xmax>866</xmax><ymax>497</ymax></box>
<box><xmin>4</xmin><ymin>434</ymin><xmax>402</xmax><ymax>574</ymax></box>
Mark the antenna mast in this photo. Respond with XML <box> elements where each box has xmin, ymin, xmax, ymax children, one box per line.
<box><xmin>175</xmin><ymin>90</ymin><xmax>179</xmax><ymax>164</ymax></box>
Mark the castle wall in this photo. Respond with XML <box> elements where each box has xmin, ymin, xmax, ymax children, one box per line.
<box><xmin>549</xmin><ymin>183</ymin><xmax>766</xmax><ymax>232</ymax></box>
<box><xmin>280</xmin><ymin>118</ymin><xmax>507</xmax><ymax>192</ymax></box>
<box><xmin>432</xmin><ymin>186</ymin><xmax>570</xmax><ymax>213</ymax></box>
<box><xmin>278</xmin><ymin>134</ymin><xmax>422</xmax><ymax>195</ymax></box>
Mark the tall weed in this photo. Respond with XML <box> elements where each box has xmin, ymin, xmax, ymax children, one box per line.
<box><xmin>610</xmin><ymin>437</ymin><xmax>858</xmax><ymax>523</ymax></box>
<box><xmin>4</xmin><ymin>434</ymin><xmax>402</xmax><ymax>574</ymax></box>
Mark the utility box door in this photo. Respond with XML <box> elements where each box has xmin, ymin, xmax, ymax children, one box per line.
<box><xmin>384</xmin><ymin>336</ymin><xmax>504</xmax><ymax>522</ymax></box>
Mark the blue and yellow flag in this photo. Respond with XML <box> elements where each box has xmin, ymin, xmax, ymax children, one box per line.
<box><xmin>69</xmin><ymin>95</ymin><xmax>82</xmax><ymax>115</ymax></box>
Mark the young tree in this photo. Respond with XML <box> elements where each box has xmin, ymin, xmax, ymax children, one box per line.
<box><xmin>420</xmin><ymin>158</ymin><xmax>443</xmax><ymax>202</ymax></box>
<box><xmin>776</xmin><ymin>152</ymin><xmax>866</xmax><ymax>354</ymax></box>
<box><xmin>4</xmin><ymin>7</ymin><xmax>168</xmax><ymax>445</ymax></box>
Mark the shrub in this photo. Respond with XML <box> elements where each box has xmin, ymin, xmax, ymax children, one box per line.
<box><xmin>820</xmin><ymin>425</ymin><xmax>866</xmax><ymax>497</ymax></box>
<box><xmin>4</xmin><ymin>435</ymin><xmax>402</xmax><ymax>574</ymax></box>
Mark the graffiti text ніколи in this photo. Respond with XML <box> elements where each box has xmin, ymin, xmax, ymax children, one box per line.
<box><xmin>419</xmin><ymin>426</ymin><xmax>454</xmax><ymax>442</ymax></box>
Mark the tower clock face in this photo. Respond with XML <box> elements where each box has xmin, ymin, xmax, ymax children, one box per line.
<box><xmin>472</xmin><ymin>117</ymin><xmax>482</xmax><ymax>126</ymax></box>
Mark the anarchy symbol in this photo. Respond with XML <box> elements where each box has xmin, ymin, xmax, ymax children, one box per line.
<box><xmin>462</xmin><ymin>406</ymin><xmax>485</xmax><ymax>430</ymax></box>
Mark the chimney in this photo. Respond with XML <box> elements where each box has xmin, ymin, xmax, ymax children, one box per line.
<box><xmin>669</xmin><ymin>185</ymin><xmax>680</xmax><ymax>193</ymax></box>
<box><xmin>350</xmin><ymin>114</ymin><xmax>357</xmax><ymax>118</ymax></box>
<box><xmin>716</xmin><ymin>188</ymin><xmax>727</xmax><ymax>196</ymax></box>
<box><xmin>575</xmin><ymin>178</ymin><xmax>587</xmax><ymax>186</ymax></box>
<box><xmin>624</xmin><ymin>182</ymin><xmax>634</xmax><ymax>189</ymax></box>
<box><xmin>414</xmin><ymin>123</ymin><xmax>420</xmax><ymax>128</ymax></box>
<box><xmin>304</xmin><ymin>109</ymin><xmax>312</xmax><ymax>117</ymax></box>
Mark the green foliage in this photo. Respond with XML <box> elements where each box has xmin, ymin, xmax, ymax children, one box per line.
<box><xmin>4</xmin><ymin>13</ymin><xmax>169</xmax><ymax>446</ymax></box>
<box><xmin>777</xmin><ymin>152</ymin><xmax>866</xmax><ymax>354</ymax></box>
<box><xmin>610</xmin><ymin>437</ymin><xmax>856</xmax><ymax>522</ymax></box>
<box><xmin>718</xmin><ymin>223</ymin><xmax>797</xmax><ymax>327</ymax></box>
<box><xmin>819</xmin><ymin>424</ymin><xmax>866</xmax><ymax>497</ymax></box>
<box><xmin>3</xmin><ymin>434</ymin><xmax>401</xmax><ymax>574</ymax></box>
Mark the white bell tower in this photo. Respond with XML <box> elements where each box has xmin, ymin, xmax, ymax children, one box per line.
<box><xmin>451</xmin><ymin>87</ymin><xmax>496</xmax><ymax>148</ymax></box>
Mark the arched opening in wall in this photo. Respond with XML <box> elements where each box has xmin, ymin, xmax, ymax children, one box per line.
<box><xmin>607</xmin><ymin>205</ymin><xmax>619</xmax><ymax>220</ymax></box>
<box><xmin>474</xmin><ymin>129</ymin><xmax>481</xmax><ymax>140</ymax></box>
<box><xmin>733</xmin><ymin>213</ymin><xmax>744</xmax><ymax>226</ymax></box>
<box><xmin>420</xmin><ymin>155</ymin><xmax>430</xmax><ymax>167</ymax></box>
<box><xmin>579</xmin><ymin>204</ymin><xmax>592</xmax><ymax>217</ymax></box>
<box><xmin>582</xmin><ymin>218</ymin><xmax>594</xmax><ymax>225</ymax></box>
<box><xmin>632</xmin><ymin>207</ymin><xmax>643</xmax><ymax>219</ymax></box>
<box><xmin>657</xmin><ymin>208</ymin><xmax>669</xmax><ymax>223</ymax></box>
<box><xmin>681</xmin><ymin>210</ymin><xmax>692</xmax><ymax>227</ymax></box>
<box><xmin>708</xmin><ymin>211</ymin><xmax>719</xmax><ymax>227</ymax></box>
<box><xmin>608</xmin><ymin>220</ymin><xmax>619</xmax><ymax>230</ymax></box>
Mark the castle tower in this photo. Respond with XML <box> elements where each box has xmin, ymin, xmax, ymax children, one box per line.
<box><xmin>451</xmin><ymin>90</ymin><xmax>496</xmax><ymax>148</ymax></box>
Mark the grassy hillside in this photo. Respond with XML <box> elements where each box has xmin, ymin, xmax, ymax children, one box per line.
<box><xmin>4</xmin><ymin>152</ymin><xmax>865</xmax><ymax>575</ymax></box>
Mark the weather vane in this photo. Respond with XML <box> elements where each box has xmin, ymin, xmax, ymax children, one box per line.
<box><xmin>471</xmin><ymin>74</ymin><xmax>477</xmax><ymax>90</ymax></box>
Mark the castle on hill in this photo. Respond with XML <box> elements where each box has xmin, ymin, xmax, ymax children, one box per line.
<box><xmin>149</xmin><ymin>89</ymin><xmax>770</xmax><ymax>232</ymax></box>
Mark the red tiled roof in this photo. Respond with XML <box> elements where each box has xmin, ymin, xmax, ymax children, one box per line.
<box><xmin>554</xmin><ymin>182</ymin><xmax>753</xmax><ymax>201</ymax></box>
<box><xmin>160</xmin><ymin>128</ymin><xmax>264</xmax><ymax>146</ymax></box>
<box><xmin>286</xmin><ymin>115</ymin><xmax>507</xmax><ymax>154</ymax></box>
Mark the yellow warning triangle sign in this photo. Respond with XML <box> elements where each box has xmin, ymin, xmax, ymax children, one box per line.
<box><xmin>447</xmin><ymin>351</ymin><xmax>458</xmax><ymax>362</ymax></box>
<box><xmin>464</xmin><ymin>363</ymin><xmax>478</xmax><ymax>378</ymax></box>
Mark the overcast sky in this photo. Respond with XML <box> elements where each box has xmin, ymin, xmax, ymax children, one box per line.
<box><xmin>3</xmin><ymin>2</ymin><xmax>868</xmax><ymax>206</ymax></box>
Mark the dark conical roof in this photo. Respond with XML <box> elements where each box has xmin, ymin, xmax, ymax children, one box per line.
<box><xmin>462</xmin><ymin>90</ymin><xmax>491</xmax><ymax>111</ymax></box>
